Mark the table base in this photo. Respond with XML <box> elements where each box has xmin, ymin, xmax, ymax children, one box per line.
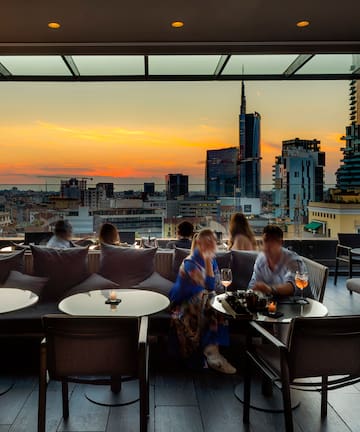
<box><xmin>234</xmin><ymin>380</ymin><xmax>300</xmax><ymax>413</ymax></box>
<box><xmin>85</xmin><ymin>380</ymin><xmax>139</xmax><ymax>407</ymax></box>
<box><xmin>0</xmin><ymin>378</ymin><xmax>14</xmax><ymax>396</ymax></box>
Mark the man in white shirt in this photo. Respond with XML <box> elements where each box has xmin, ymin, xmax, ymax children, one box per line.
<box><xmin>248</xmin><ymin>225</ymin><xmax>314</xmax><ymax>298</ymax></box>
<box><xmin>46</xmin><ymin>220</ymin><xmax>75</xmax><ymax>249</ymax></box>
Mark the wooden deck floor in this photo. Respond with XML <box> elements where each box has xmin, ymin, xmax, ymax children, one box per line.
<box><xmin>1</xmin><ymin>276</ymin><xmax>360</xmax><ymax>432</ymax></box>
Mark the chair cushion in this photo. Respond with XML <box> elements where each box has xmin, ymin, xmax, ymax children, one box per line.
<box><xmin>0</xmin><ymin>250</ymin><xmax>25</xmax><ymax>284</ymax></box>
<box><xmin>65</xmin><ymin>273</ymin><xmax>120</xmax><ymax>297</ymax></box>
<box><xmin>172</xmin><ymin>248</ymin><xmax>232</xmax><ymax>282</ymax></box>
<box><xmin>30</xmin><ymin>245</ymin><xmax>89</xmax><ymax>302</ymax></box>
<box><xmin>231</xmin><ymin>250</ymin><xmax>258</xmax><ymax>290</ymax></box>
<box><xmin>99</xmin><ymin>244</ymin><xmax>157</xmax><ymax>288</ymax></box>
<box><xmin>2</xmin><ymin>270</ymin><xmax>48</xmax><ymax>297</ymax></box>
<box><xmin>346</xmin><ymin>278</ymin><xmax>360</xmax><ymax>294</ymax></box>
<box><xmin>133</xmin><ymin>272</ymin><xmax>173</xmax><ymax>296</ymax></box>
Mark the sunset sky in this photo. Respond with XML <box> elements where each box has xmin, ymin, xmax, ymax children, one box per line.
<box><xmin>0</xmin><ymin>79</ymin><xmax>348</xmax><ymax>190</ymax></box>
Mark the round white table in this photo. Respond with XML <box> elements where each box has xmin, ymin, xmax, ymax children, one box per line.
<box><xmin>0</xmin><ymin>288</ymin><xmax>39</xmax><ymax>314</ymax></box>
<box><xmin>59</xmin><ymin>288</ymin><xmax>170</xmax><ymax>406</ymax></box>
<box><xmin>0</xmin><ymin>288</ymin><xmax>39</xmax><ymax>396</ymax></box>
<box><xmin>211</xmin><ymin>294</ymin><xmax>328</xmax><ymax>323</ymax></box>
<box><xmin>59</xmin><ymin>289</ymin><xmax>170</xmax><ymax>317</ymax></box>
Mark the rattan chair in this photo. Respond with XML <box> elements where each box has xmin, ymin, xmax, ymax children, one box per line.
<box><xmin>243</xmin><ymin>316</ymin><xmax>360</xmax><ymax>432</ymax></box>
<box><xmin>38</xmin><ymin>315</ymin><xmax>149</xmax><ymax>432</ymax></box>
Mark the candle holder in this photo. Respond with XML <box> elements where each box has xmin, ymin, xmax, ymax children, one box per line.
<box><xmin>105</xmin><ymin>290</ymin><xmax>121</xmax><ymax>305</ymax></box>
<box><xmin>105</xmin><ymin>298</ymin><xmax>121</xmax><ymax>305</ymax></box>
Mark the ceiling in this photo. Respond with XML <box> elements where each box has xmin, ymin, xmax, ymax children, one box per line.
<box><xmin>0</xmin><ymin>1</ymin><xmax>359</xmax><ymax>81</ymax></box>
<box><xmin>1</xmin><ymin>0</ymin><xmax>360</xmax><ymax>55</ymax></box>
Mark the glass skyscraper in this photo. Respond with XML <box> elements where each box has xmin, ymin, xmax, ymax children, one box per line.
<box><xmin>273</xmin><ymin>138</ymin><xmax>325</xmax><ymax>221</ymax></box>
<box><xmin>206</xmin><ymin>147</ymin><xmax>239</xmax><ymax>197</ymax></box>
<box><xmin>336</xmin><ymin>55</ymin><xmax>360</xmax><ymax>190</ymax></box>
<box><xmin>239</xmin><ymin>81</ymin><xmax>261</xmax><ymax>198</ymax></box>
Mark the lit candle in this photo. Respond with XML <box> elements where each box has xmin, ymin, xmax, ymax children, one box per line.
<box><xmin>268</xmin><ymin>301</ymin><xmax>277</xmax><ymax>313</ymax></box>
<box><xmin>109</xmin><ymin>290</ymin><xmax>117</xmax><ymax>301</ymax></box>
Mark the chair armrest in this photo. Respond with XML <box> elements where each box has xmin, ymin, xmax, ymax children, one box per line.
<box><xmin>337</xmin><ymin>244</ymin><xmax>352</xmax><ymax>256</ymax></box>
<box><xmin>250</xmin><ymin>322</ymin><xmax>287</xmax><ymax>350</ymax></box>
<box><xmin>138</xmin><ymin>316</ymin><xmax>148</xmax><ymax>346</ymax></box>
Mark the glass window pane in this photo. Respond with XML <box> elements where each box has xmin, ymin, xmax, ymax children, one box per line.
<box><xmin>72</xmin><ymin>55</ymin><xmax>144</xmax><ymax>75</ymax></box>
<box><xmin>296</xmin><ymin>54</ymin><xmax>356</xmax><ymax>74</ymax></box>
<box><xmin>0</xmin><ymin>56</ymin><xmax>71</xmax><ymax>75</ymax></box>
<box><xmin>149</xmin><ymin>55</ymin><xmax>221</xmax><ymax>75</ymax></box>
<box><xmin>223</xmin><ymin>54</ymin><xmax>297</xmax><ymax>75</ymax></box>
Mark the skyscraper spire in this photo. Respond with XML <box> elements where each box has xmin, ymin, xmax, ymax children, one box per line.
<box><xmin>240</xmin><ymin>80</ymin><xmax>246</xmax><ymax>115</ymax></box>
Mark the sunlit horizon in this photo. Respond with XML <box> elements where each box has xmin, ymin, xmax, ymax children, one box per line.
<box><xmin>0</xmin><ymin>80</ymin><xmax>348</xmax><ymax>190</ymax></box>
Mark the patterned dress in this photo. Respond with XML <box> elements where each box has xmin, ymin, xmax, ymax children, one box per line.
<box><xmin>169</xmin><ymin>248</ymin><xmax>229</xmax><ymax>360</ymax></box>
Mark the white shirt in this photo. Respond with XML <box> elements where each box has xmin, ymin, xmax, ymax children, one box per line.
<box><xmin>46</xmin><ymin>236</ymin><xmax>73</xmax><ymax>249</ymax></box>
<box><xmin>248</xmin><ymin>247</ymin><xmax>314</xmax><ymax>298</ymax></box>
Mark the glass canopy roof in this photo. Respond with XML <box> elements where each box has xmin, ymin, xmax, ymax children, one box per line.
<box><xmin>0</xmin><ymin>54</ymin><xmax>359</xmax><ymax>80</ymax></box>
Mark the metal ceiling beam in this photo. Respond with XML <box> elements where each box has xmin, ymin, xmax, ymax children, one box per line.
<box><xmin>61</xmin><ymin>55</ymin><xmax>80</xmax><ymax>77</ymax></box>
<box><xmin>144</xmin><ymin>55</ymin><xmax>149</xmax><ymax>78</ymax></box>
<box><xmin>214</xmin><ymin>55</ymin><xmax>231</xmax><ymax>76</ymax></box>
<box><xmin>283</xmin><ymin>54</ymin><xmax>314</xmax><ymax>77</ymax></box>
<box><xmin>1</xmin><ymin>41</ymin><xmax>360</xmax><ymax>55</ymax></box>
<box><xmin>0</xmin><ymin>62</ymin><xmax>11</xmax><ymax>76</ymax></box>
<box><xmin>0</xmin><ymin>73</ymin><xmax>359</xmax><ymax>82</ymax></box>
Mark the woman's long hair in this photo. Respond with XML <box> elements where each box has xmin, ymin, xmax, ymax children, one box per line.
<box><xmin>99</xmin><ymin>223</ymin><xmax>120</xmax><ymax>245</ymax></box>
<box><xmin>228</xmin><ymin>213</ymin><xmax>256</xmax><ymax>249</ymax></box>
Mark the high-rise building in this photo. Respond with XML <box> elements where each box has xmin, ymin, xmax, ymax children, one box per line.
<box><xmin>165</xmin><ymin>174</ymin><xmax>189</xmax><ymax>199</ymax></box>
<box><xmin>206</xmin><ymin>147</ymin><xmax>239</xmax><ymax>197</ymax></box>
<box><xmin>239</xmin><ymin>81</ymin><xmax>261</xmax><ymax>198</ymax></box>
<box><xmin>144</xmin><ymin>182</ymin><xmax>155</xmax><ymax>195</ymax></box>
<box><xmin>273</xmin><ymin>138</ymin><xmax>325</xmax><ymax>221</ymax></box>
<box><xmin>96</xmin><ymin>183</ymin><xmax>114</xmax><ymax>198</ymax></box>
<box><xmin>60</xmin><ymin>178</ymin><xmax>87</xmax><ymax>204</ymax></box>
<box><xmin>336</xmin><ymin>55</ymin><xmax>360</xmax><ymax>190</ymax></box>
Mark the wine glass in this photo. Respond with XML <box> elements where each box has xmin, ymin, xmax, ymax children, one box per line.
<box><xmin>295</xmin><ymin>271</ymin><xmax>308</xmax><ymax>304</ymax></box>
<box><xmin>220</xmin><ymin>268</ymin><xmax>232</xmax><ymax>293</ymax></box>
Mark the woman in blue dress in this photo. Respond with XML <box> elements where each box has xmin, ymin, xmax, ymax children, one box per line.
<box><xmin>169</xmin><ymin>229</ymin><xmax>236</xmax><ymax>374</ymax></box>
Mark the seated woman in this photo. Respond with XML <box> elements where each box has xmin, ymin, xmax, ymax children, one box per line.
<box><xmin>166</xmin><ymin>220</ymin><xmax>194</xmax><ymax>249</ymax></box>
<box><xmin>228</xmin><ymin>212</ymin><xmax>257</xmax><ymax>251</ymax></box>
<box><xmin>46</xmin><ymin>220</ymin><xmax>75</xmax><ymax>249</ymax></box>
<box><xmin>98</xmin><ymin>223</ymin><xmax>121</xmax><ymax>246</ymax></box>
<box><xmin>248</xmin><ymin>225</ymin><xmax>314</xmax><ymax>298</ymax></box>
<box><xmin>169</xmin><ymin>228</ymin><xmax>236</xmax><ymax>374</ymax></box>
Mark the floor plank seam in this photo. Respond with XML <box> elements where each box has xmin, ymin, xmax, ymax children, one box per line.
<box><xmin>193</xmin><ymin>375</ymin><xmax>206</xmax><ymax>432</ymax></box>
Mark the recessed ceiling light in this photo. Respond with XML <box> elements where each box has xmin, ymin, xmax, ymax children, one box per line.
<box><xmin>296</xmin><ymin>20</ymin><xmax>310</xmax><ymax>28</ymax></box>
<box><xmin>48</xmin><ymin>22</ymin><xmax>61</xmax><ymax>29</ymax></box>
<box><xmin>171</xmin><ymin>21</ymin><xmax>184</xmax><ymax>28</ymax></box>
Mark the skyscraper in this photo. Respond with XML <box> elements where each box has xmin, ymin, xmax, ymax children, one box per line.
<box><xmin>206</xmin><ymin>147</ymin><xmax>239</xmax><ymax>197</ymax></box>
<box><xmin>166</xmin><ymin>174</ymin><xmax>189</xmax><ymax>199</ymax></box>
<box><xmin>273</xmin><ymin>138</ymin><xmax>325</xmax><ymax>221</ymax></box>
<box><xmin>336</xmin><ymin>55</ymin><xmax>360</xmax><ymax>190</ymax></box>
<box><xmin>239</xmin><ymin>81</ymin><xmax>261</xmax><ymax>198</ymax></box>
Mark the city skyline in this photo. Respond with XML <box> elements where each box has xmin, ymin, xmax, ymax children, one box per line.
<box><xmin>0</xmin><ymin>79</ymin><xmax>348</xmax><ymax>189</ymax></box>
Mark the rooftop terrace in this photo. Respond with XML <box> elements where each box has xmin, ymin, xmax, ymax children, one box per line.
<box><xmin>1</xmin><ymin>276</ymin><xmax>359</xmax><ymax>432</ymax></box>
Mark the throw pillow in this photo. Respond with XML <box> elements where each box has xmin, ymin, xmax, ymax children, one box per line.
<box><xmin>30</xmin><ymin>245</ymin><xmax>89</xmax><ymax>302</ymax></box>
<box><xmin>2</xmin><ymin>270</ymin><xmax>48</xmax><ymax>297</ymax></box>
<box><xmin>231</xmin><ymin>250</ymin><xmax>258</xmax><ymax>290</ymax></box>
<box><xmin>99</xmin><ymin>244</ymin><xmax>157</xmax><ymax>288</ymax></box>
<box><xmin>65</xmin><ymin>273</ymin><xmax>120</xmax><ymax>297</ymax></box>
<box><xmin>134</xmin><ymin>272</ymin><xmax>173</xmax><ymax>296</ymax></box>
<box><xmin>0</xmin><ymin>250</ymin><xmax>25</xmax><ymax>284</ymax></box>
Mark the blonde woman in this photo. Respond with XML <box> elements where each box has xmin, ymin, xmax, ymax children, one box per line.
<box><xmin>169</xmin><ymin>229</ymin><xmax>236</xmax><ymax>374</ymax></box>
